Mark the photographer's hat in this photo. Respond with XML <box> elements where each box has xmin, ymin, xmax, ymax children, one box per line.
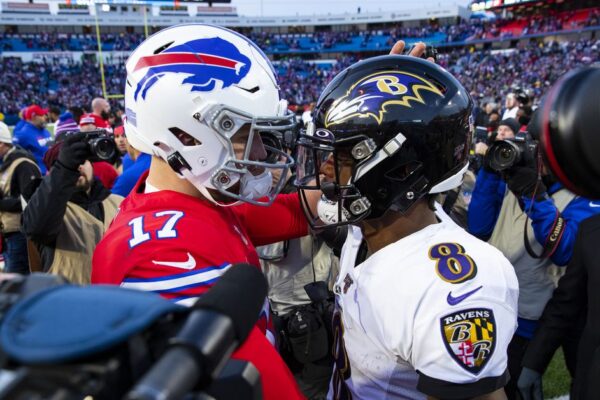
<box><xmin>498</xmin><ymin>118</ymin><xmax>521</xmax><ymax>135</ymax></box>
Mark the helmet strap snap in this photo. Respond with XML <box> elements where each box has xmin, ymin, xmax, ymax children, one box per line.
<box><xmin>167</xmin><ymin>151</ymin><xmax>192</xmax><ymax>176</ymax></box>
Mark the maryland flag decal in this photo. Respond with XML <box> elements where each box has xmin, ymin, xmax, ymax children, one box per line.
<box><xmin>440</xmin><ymin>308</ymin><xmax>496</xmax><ymax>374</ymax></box>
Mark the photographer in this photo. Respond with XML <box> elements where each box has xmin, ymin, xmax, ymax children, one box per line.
<box><xmin>516</xmin><ymin>66</ymin><xmax>600</xmax><ymax>400</ymax></box>
<box><xmin>21</xmin><ymin>133</ymin><xmax>123</xmax><ymax>284</ymax></box>
<box><xmin>0</xmin><ymin>122</ymin><xmax>41</xmax><ymax>274</ymax></box>
<box><xmin>467</xmin><ymin>117</ymin><xmax>600</xmax><ymax>397</ymax></box>
<box><xmin>258</xmin><ymin>171</ymin><xmax>340</xmax><ymax>399</ymax></box>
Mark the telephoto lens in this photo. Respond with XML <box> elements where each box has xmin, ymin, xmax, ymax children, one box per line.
<box><xmin>84</xmin><ymin>130</ymin><xmax>117</xmax><ymax>161</ymax></box>
<box><xmin>539</xmin><ymin>66</ymin><xmax>600</xmax><ymax>198</ymax></box>
<box><xmin>89</xmin><ymin>136</ymin><xmax>116</xmax><ymax>161</ymax></box>
<box><xmin>484</xmin><ymin>133</ymin><xmax>538</xmax><ymax>173</ymax></box>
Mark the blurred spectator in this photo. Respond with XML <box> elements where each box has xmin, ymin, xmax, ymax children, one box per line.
<box><xmin>467</xmin><ymin>118</ymin><xmax>600</xmax><ymax>397</ymax></box>
<box><xmin>110</xmin><ymin>138</ymin><xmax>151</xmax><ymax>197</ymax></box>
<box><xmin>113</xmin><ymin>125</ymin><xmax>128</xmax><ymax>156</ymax></box>
<box><xmin>54</xmin><ymin>111</ymin><xmax>78</xmax><ymax>138</ymax></box>
<box><xmin>110</xmin><ymin>125</ymin><xmax>127</xmax><ymax>173</ymax></box>
<box><xmin>90</xmin><ymin>97</ymin><xmax>111</xmax><ymax>130</ymax></box>
<box><xmin>13</xmin><ymin>108</ymin><xmax>27</xmax><ymax>136</ymax></box>
<box><xmin>22</xmin><ymin>133</ymin><xmax>123</xmax><ymax>284</ymax></box>
<box><xmin>48</xmin><ymin>106</ymin><xmax>61</xmax><ymax>124</ymax></box>
<box><xmin>79</xmin><ymin>114</ymin><xmax>97</xmax><ymax>132</ymax></box>
<box><xmin>68</xmin><ymin>106</ymin><xmax>84</xmax><ymax>125</ymax></box>
<box><xmin>12</xmin><ymin>105</ymin><xmax>51</xmax><ymax>175</ymax></box>
<box><xmin>475</xmin><ymin>101</ymin><xmax>497</xmax><ymax>127</ymax></box>
<box><xmin>0</xmin><ymin>121</ymin><xmax>41</xmax><ymax>274</ymax></box>
<box><xmin>502</xmin><ymin>93</ymin><xmax>519</xmax><ymax>120</ymax></box>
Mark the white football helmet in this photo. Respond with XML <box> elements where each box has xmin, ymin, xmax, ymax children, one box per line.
<box><xmin>124</xmin><ymin>24</ymin><xmax>295</xmax><ymax>205</ymax></box>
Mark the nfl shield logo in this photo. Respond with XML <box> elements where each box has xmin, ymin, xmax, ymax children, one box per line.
<box><xmin>440</xmin><ymin>308</ymin><xmax>496</xmax><ymax>374</ymax></box>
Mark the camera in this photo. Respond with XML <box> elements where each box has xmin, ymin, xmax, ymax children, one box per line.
<box><xmin>484</xmin><ymin>132</ymin><xmax>538</xmax><ymax>172</ymax></box>
<box><xmin>63</xmin><ymin>129</ymin><xmax>117</xmax><ymax>162</ymax></box>
<box><xmin>83</xmin><ymin>129</ymin><xmax>117</xmax><ymax>162</ymax></box>
<box><xmin>538</xmin><ymin>66</ymin><xmax>600</xmax><ymax>198</ymax></box>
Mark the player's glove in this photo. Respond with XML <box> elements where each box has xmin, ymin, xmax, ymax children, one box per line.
<box><xmin>505</xmin><ymin>167</ymin><xmax>547</xmax><ymax>200</ymax></box>
<box><xmin>57</xmin><ymin>132</ymin><xmax>91</xmax><ymax>171</ymax></box>
<box><xmin>517</xmin><ymin>367</ymin><xmax>543</xmax><ymax>400</ymax></box>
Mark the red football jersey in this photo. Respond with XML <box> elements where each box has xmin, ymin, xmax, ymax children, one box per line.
<box><xmin>92</xmin><ymin>173</ymin><xmax>307</xmax><ymax>400</ymax></box>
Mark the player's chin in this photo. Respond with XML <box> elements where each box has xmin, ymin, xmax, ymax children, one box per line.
<box><xmin>208</xmin><ymin>183</ymin><xmax>241</xmax><ymax>204</ymax></box>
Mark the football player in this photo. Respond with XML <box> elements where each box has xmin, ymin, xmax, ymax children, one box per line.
<box><xmin>295</xmin><ymin>56</ymin><xmax>519</xmax><ymax>399</ymax></box>
<box><xmin>91</xmin><ymin>24</ymin><xmax>311</xmax><ymax>399</ymax></box>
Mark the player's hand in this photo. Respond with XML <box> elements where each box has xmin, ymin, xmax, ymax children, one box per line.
<box><xmin>517</xmin><ymin>367</ymin><xmax>543</xmax><ymax>400</ymax></box>
<box><xmin>57</xmin><ymin>132</ymin><xmax>91</xmax><ymax>171</ymax></box>
<box><xmin>389</xmin><ymin>40</ymin><xmax>435</xmax><ymax>63</ymax></box>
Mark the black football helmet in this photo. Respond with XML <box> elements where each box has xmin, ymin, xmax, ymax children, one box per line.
<box><xmin>295</xmin><ymin>55</ymin><xmax>473</xmax><ymax>228</ymax></box>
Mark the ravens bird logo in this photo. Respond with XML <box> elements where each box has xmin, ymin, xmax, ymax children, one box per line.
<box><xmin>325</xmin><ymin>70</ymin><xmax>444</xmax><ymax>127</ymax></box>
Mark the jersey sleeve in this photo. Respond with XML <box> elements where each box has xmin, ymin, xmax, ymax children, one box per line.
<box><xmin>410</xmin><ymin>257</ymin><xmax>518</xmax><ymax>398</ymax></box>
<box><xmin>234</xmin><ymin>193</ymin><xmax>308</xmax><ymax>247</ymax></box>
<box><xmin>411</xmin><ymin>302</ymin><xmax>513</xmax><ymax>398</ymax></box>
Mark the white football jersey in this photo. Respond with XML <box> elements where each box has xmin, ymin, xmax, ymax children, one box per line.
<box><xmin>328</xmin><ymin>208</ymin><xmax>519</xmax><ymax>400</ymax></box>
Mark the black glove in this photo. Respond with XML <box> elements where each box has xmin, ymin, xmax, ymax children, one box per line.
<box><xmin>505</xmin><ymin>167</ymin><xmax>547</xmax><ymax>199</ymax></box>
<box><xmin>517</xmin><ymin>367</ymin><xmax>543</xmax><ymax>400</ymax></box>
<box><xmin>57</xmin><ymin>133</ymin><xmax>91</xmax><ymax>171</ymax></box>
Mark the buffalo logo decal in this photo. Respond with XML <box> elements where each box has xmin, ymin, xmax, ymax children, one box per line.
<box><xmin>133</xmin><ymin>37</ymin><xmax>251</xmax><ymax>100</ymax></box>
<box><xmin>440</xmin><ymin>308</ymin><xmax>496</xmax><ymax>374</ymax></box>
<box><xmin>325</xmin><ymin>71</ymin><xmax>444</xmax><ymax>127</ymax></box>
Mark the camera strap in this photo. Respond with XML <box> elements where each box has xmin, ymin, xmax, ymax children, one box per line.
<box><xmin>523</xmin><ymin>210</ymin><xmax>565</xmax><ymax>259</ymax></box>
<box><xmin>522</xmin><ymin>151</ymin><xmax>566</xmax><ymax>259</ymax></box>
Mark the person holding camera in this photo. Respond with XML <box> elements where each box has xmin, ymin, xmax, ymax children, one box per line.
<box><xmin>512</xmin><ymin>66</ymin><xmax>600</xmax><ymax>400</ymax></box>
<box><xmin>79</xmin><ymin>114</ymin><xmax>119</xmax><ymax>190</ymax></box>
<box><xmin>258</xmin><ymin>180</ymin><xmax>340</xmax><ymax>399</ymax></box>
<box><xmin>21</xmin><ymin>132</ymin><xmax>123</xmax><ymax>284</ymax></box>
<box><xmin>110</xmin><ymin>128</ymin><xmax>151</xmax><ymax>197</ymax></box>
<box><xmin>467</xmin><ymin>117</ymin><xmax>600</xmax><ymax>398</ymax></box>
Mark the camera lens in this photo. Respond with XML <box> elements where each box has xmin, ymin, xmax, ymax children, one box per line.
<box><xmin>488</xmin><ymin>141</ymin><xmax>521</xmax><ymax>172</ymax></box>
<box><xmin>90</xmin><ymin>138</ymin><xmax>116</xmax><ymax>161</ymax></box>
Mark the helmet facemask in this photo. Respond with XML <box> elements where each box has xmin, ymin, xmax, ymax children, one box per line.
<box><xmin>295</xmin><ymin>123</ymin><xmax>446</xmax><ymax>228</ymax></box>
<box><xmin>183</xmin><ymin>103</ymin><xmax>296</xmax><ymax>206</ymax></box>
<box><xmin>295</xmin><ymin>125</ymin><xmax>373</xmax><ymax>228</ymax></box>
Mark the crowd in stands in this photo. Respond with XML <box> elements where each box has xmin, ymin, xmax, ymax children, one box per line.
<box><xmin>0</xmin><ymin>38</ymin><xmax>598</xmax><ymax>123</ymax></box>
<box><xmin>0</xmin><ymin>32</ymin><xmax>144</xmax><ymax>52</ymax></box>
<box><xmin>439</xmin><ymin>39</ymin><xmax>599</xmax><ymax>106</ymax></box>
<box><xmin>1</xmin><ymin>8</ymin><xmax>598</xmax><ymax>53</ymax></box>
<box><xmin>0</xmin><ymin>57</ymin><xmax>124</xmax><ymax>123</ymax></box>
<box><xmin>277</xmin><ymin>56</ymin><xmax>356</xmax><ymax>107</ymax></box>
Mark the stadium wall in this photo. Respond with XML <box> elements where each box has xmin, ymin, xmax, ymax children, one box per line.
<box><xmin>0</xmin><ymin>5</ymin><xmax>466</xmax><ymax>27</ymax></box>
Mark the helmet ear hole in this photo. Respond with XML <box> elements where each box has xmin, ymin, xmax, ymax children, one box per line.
<box><xmin>168</xmin><ymin>127</ymin><xmax>202</xmax><ymax>147</ymax></box>
<box><xmin>385</xmin><ymin>160</ymin><xmax>422</xmax><ymax>182</ymax></box>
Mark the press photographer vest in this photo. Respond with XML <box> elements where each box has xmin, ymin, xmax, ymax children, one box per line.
<box><xmin>0</xmin><ymin>156</ymin><xmax>39</xmax><ymax>233</ymax></box>
<box><xmin>488</xmin><ymin>188</ymin><xmax>575</xmax><ymax>321</ymax></box>
<box><xmin>45</xmin><ymin>195</ymin><xmax>122</xmax><ymax>285</ymax></box>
